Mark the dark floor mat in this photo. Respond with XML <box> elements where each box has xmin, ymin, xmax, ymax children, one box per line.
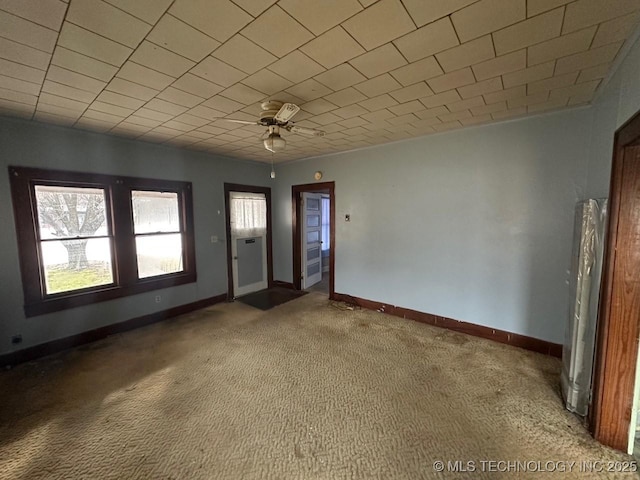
<box><xmin>237</xmin><ymin>287</ymin><xmax>308</xmax><ymax>311</ymax></box>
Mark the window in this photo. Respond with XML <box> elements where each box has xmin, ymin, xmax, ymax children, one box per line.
<box><xmin>9</xmin><ymin>167</ymin><xmax>196</xmax><ymax>317</ymax></box>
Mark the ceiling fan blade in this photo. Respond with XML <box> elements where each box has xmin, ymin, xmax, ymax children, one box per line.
<box><xmin>274</xmin><ymin>103</ymin><xmax>300</xmax><ymax>123</ymax></box>
<box><xmin>288</xmin><ymin>125</ymin><xmax>325</xmax><ymax>137</ymax></box>
<box><xmin>221</xmin><ymin>118</ymin><xmax>260</xmax><ymax>125</ymax></box>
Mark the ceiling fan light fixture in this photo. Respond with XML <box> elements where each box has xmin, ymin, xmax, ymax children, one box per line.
<box><xmin>264</xmin><ymin>133</ymin><xmax>286</xmax><ymax>153</ymax></box>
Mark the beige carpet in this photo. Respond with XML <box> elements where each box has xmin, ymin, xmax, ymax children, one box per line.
<box><xmin>0</xmin><ymin>293</ymin><xmax>635</xmax><ymax>479</ymax></box>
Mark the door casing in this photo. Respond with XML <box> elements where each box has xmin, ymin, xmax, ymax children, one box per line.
<box><xmin>224</xmin><ymin>183</ymin><xmax>273</xmax><ymax>300</ymax></box>
<box><xmin>292</xmin><ymin>182</ymin><xmax>335</xmax><ymax>298</ymax></box>
<box><xmin>590</xmin><ymin>109</ymin><xmax>640</xmax><ymax>451</ymax></box>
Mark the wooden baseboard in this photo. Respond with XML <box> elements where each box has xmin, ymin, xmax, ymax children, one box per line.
<box><xmin>273</xmin><ymin>280</ymin><xmax>294</xmax><ymax>289</ymax></box>
<box><xmin>333</xmin><ymin>292</ymin><xmax>562</xmax><ymax>357</ymax></box>
<box><xmin>0</xmin><ymin>294</ymin><xmax>227</xmax><ymax>367</ymax></box>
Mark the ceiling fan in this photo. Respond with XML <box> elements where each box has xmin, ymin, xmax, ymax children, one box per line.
<box><xmin>221</xmin><ymin>101</ymin><xmax>325</xmax><ymax>153</ymax></box>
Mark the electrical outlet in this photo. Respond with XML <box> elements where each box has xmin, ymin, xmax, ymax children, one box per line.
<box><xmin>155</xmin><ymin>295</ymin><xmax>161</xmax><ymax>303</ymax></box>
<box><xmin>11</xmin><ymin>334</ymin><xmax>22</xmax><ymax>344</ymax></box>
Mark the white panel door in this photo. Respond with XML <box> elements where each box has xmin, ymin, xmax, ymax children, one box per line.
<box><xmin>230</xmin><ymin>192</ymin><xmax>268</xmax><ymax>297</ymax></box>
<box><xmin>302</xmin><ymin>192</ymin><xmax>322</xmax><ymax>289</ymax></box>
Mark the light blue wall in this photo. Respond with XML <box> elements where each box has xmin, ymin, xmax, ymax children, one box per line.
<box><xmin>0</xmin><ymin>118</ymin><xmax>269</xmax><ymax>355</ymax></box>
<box><xmin>273</xmin><ymin>109</ymin><xmax>593</xmax><ymax>344</ymax></box>
<box><xmin>586</xmin><ymin>33</ymin><xmax>640</xmax><ymax>198</ymax></box>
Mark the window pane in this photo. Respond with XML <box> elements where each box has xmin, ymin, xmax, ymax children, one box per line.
<box><xmin>35</xmin><ymin>185</ymin><xmax>108</xmax><ymax>239</ymax></box>
<box><xmin>41</xmin><ymin>238</ymin><xmax>113</xmax><ymax>294</ymax></box>
<box><xmin>136</xmin><ymin>233</ymin><xmax>183</xmax><ymax>278</ymax></box>
<box><xmin>132</xmin><ymin>191</ymin><xmax>180</xmax><ymax>234</ymax></box>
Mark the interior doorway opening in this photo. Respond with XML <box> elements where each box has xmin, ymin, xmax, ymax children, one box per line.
<box><xmin>292</xmin><ymin>182</ymin><xmax>335</xmax><ymax>299</ymax></box>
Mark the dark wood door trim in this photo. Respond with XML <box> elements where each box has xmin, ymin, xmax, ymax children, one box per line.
<box><xmin>590</xmin><ymin>110</ymin><xmax>640</xmax><ymax>451</ymax></box>
<box><xmin>224</xmin><ymin>183</ymin><xmax>273</xmax><ymax>300</ymax></box>
<box><xmin>292</xmin><ymin>182</ymin><xmax>335</xmax><ymax>299</ymax></box>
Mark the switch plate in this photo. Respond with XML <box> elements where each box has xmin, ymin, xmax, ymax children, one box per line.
<box><xmin>211</xmin><ymin>235</ymin><xmax>218</xmax><ymax>243</ymax></box>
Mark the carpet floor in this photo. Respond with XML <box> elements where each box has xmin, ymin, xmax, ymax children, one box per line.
<box><xmin>0</xmin><ymin>293</ymin><xmax>635</xmax><ymax>479</ymax></box>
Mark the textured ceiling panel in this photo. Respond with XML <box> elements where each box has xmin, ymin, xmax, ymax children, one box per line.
<box><xmin>0</xmin><ymin>0</ymin><xmax>639</xmax><ymax>163</ymax></box>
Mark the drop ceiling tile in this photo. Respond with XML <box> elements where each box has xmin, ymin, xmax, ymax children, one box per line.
<box><xmin>96</xmin><ymin>90</ymin><xmax>144</xmax><ymax>110</ymax></box>
<box><xmin>401</xmin><ymin>0</ymin><xmax>477</xmax><ymax>27</ymax></box>
<box><xmin>362</xmin><ymin>108</ymin><xmax>396</xmax><ymax>121</ymax></box>
<box><xmin>483</xmin><ymin>85</ymin><xmax>526</xmax><ymax>103</ymax></box>
<box><xmin>241</xmin><ymin>6</ymin><xmax>314</xmax><ymax>58</ymax></box>
<box><xmin>162</xmin><ymin>120</ymin><xmax>195</xmax><ymax>132</ymax></box>
<box><xmin>220</xmin><ymin>83</ymin><xmax>266</xmax><ymax>104</ymax></box>
<box><xmin>37</xmin><ymin>103</ymin><xmax>82</xmax><ymax>119</ymax></box>
<box><xmin>325</xmin><ymin>87</ymin><xmax>368</xmax><ymax>107</ymax></box>
<box><xmin>0</xmin><ymin>0</ymin><xmax>67</xmax><ymax>31</ymax></box>
<box><xmin>493</xmin><ymin>7</ymin><xmax>564</xmax><ymax>55</ymax></box>
<box><xmin>427</xmin><ymin>68</ymin><xmax>475</xmax><ymax>93</ymax></box>
<box><xmin>172</xmin><ymin>73</ymin><xmax>223</xmax><ymax>98</ymax></box>
<box><xmin>0</xmin><ymin>85</ymin><xmax>37</xmax><ymax>105</ymax></box>
<box><xmin>438</xmin><ymin>109</ymin><xmax>472</xmax><ymax>122</ymax></box>
<box><xmin>0</xmin><ymin>58</ymin><xmax>45</xmax><ymax>84</ymax></box>
<box><xmin>338</xmin><ymin>116</ymin><xmax>370</xmax><ymax>128</ymax></box>
<box><xmin>196</xmin><ymin>124</ymin><xmax>229</xmax><ymax>135</ymax></box>
<box><xmin>527</xmin><ymin>71</ymin><xmax>578</xmax><ymax>94</ymax></box>
<box><xmin>262</xmin><ymin>91</ymin><xmax>305</xmax><ymax>105</ymax></box>
<box><xmin>309</xmin><ymin>111</ymin><xmax>343</xmax><ymax>125</ymax></box>
<box><xmin>34</xmin><ymin>110</ymin><xmax>77</xmax><ymax>125</ymax></box>
<box><xmin>415</xmin><ymin>105</ymin><xmax>450</xmax><ymax>119</ymax></box>
<box><xmin>0</xmin><ymin>10</ymin><xmax>58</xmax><ymax>53</ymax></box>
<box><xmin>447</xmin><ymin>96</ymin><xmax>485</xmax><ymax>112</ymax></box>
<box><xmin>46</xmin><ymin>65</ymin><xmax>106</xmax><ymax>93</ymax></box>
<box><xmin>106</xmin><ymin>78</ymin><xmax>159</xmax><ymax>101</ymax></box>
<box><xmin>507</xmin><ymin>91</ymin><xmax>549</xmax><ymax>108</ymax></box>
<box><xmin>592</xmin><ymin>11</ymin><xmax>640</xmax><ymax>47</ymax></box>
<box><xmin>568</xmin><ymin>90</ymin><xmax>596</xmax><ymax>105</ymax></box>
<box><xmin>42</xmin><ymin>80</ymin><xmax>97</xmax><ymax>103</ymax></box>
<box><xmin>549</xmin><ymin>78</ymin><xmax>600</xmax><ymax>100</ymax></box>
<box><xmin>130</xmin><ymin>41</ymin><xmax>195</xmax><ymax>78</ymax></box>
<box><xmin>0</xmin><ymin>37</ymin><xmax>50</xmax><ymax>70</ymax></box>
<box><xmin>241</xmin><ymin>70</ymin><xmax>292</xmax><ymax>96</ymax></box>
<box><xmin>389</xmin><ymin>82</ymin><xmax>434</xmax><ymax>103</ymax></box>
<box><xmin>301</xmin><ymin>98</ymin><xmax>338</xmax><ymax>115</ymax></box>
<box><xmin>83</xmin><ymin>108</ymin><xmax>125</xmax><ymax>123</ymax></box>
<box><xmin>527</xmin><ymin>96</ymin><xmax>567</xmax><ymax>113</ymax></box>
<box><xmin>89</xmin><ymin>100</ymin><xmax>134</xmax><ymax>117</ymax></box>
<box><xmin>147</xmin><ymin>14</ymin><xmax>220</xmax><ymax>63</ymax></box>
<box><xmin>419</xmin><ymin>89</ymin><xmax>462</xmax><ymax>109</ymax></box>
<box><xmin>576</xmin><ymin>63</ymin><xmax>611</xmax><ymax>83</ymax></box>
<box><xmin>191</xmin><ymin>56</ymin><xmax>247</xmax><ymax>87</ymax></box>
<box><xmin>354</xmin><ymin>73</ymin><xmax>402</xmax><ymax>97</ymax></box>
<box><xmin>230</xmin><ymin>0</ymin><xmax>277</xmax><ymax>17</ymax></box>
<box><xmin>349</xmin><ymin>43</ymin><xmax>407</xmax><ymax>79</ymax></box>
<box><xmin>333</xmin><ymin>103</ymin><xmax>368</xmax><ymax>119</ymax></box>
<box><xmin>169</xmin><ymin>0</ymin><xmax>252</xmax><ymax>43</ymax></box>
<box><xmin>76</xmin><ymin>117</ymin><xmax>116</xmax><ymax>132</ymax></box>
<box><xmin>202</xmin><ymin>95</ymin><xmax>244</xmax><ymax>114</ymax></box>
<box><xmin>451</xmin><ymin>0</ymin><xmax>526</xmax><ymax>42</ymax></box>
<box><xmin>386</xmin><ymin>112</ymin><xmax>419</xmax><ymax>125</ymax></box>
<box><xmin>103</xmin><ymin>0</ymin><xmax>173</xmax><ymax>24</ymax></box>
<box><xmin>342</xmin><ymin>0</ymin><xmax>415</xmax><ymax>50</ymax></box>
<box><xmin>279</xmin><ymin>0</ymin><xmax>362</xmax><ymax>36</ymax></box>
<box><xmin>390</xmin><ymin>57</ymin><xmax>444</xmax><ymax>87</ymax></box>
<box><xmin>66</xmin><ymin>0</ymin><xmax>150</xmax><ymax>48</ymax></box>
<box><xmin>563</xmin><ymin>0</ymin><xmax>640</xmax><ymax>34</ymax></box>
<box><xmin>51</xmin><ymin>47</ymin><xmax>117</xmax><ymax>83</ymax></box>
<box><xmin>285</xmin><ymin>78</ymin><xmax>333</xmax><ymax>101</ymax></box>
<box><xmin>145</xmin><ymin>98</ymin><xmax>189</xmax><ymax>116</ymax></box>
<box><xmin>212</xmin><ymin>35</ymin><xmax>276</xmax><ymax>74</ymax></box>
<box><xmin>157</xmin><ymin>87</ymin><xmax>204</xmax><ymax>107</ymax></box>
<box><xmin>57</xmin><ymin>22</ymin><xmax>132</xmax><ymax>67</ymax></box>
<box><xmin>555</xmin><ymin>42</ymin><xmax>623</xmax><ymax>75</ymax></box>
<box><xmin>470</xmin><ymin>101</ymin><xmax>507</xmax><ymax>115</ymax></box>
<box><xmin>39</xmin><ymin>92</ymin><xmax>88</xmax><ymax>111</ymax></box>
<box><xmin>268</xmin><ymin>51</ymin><xmax>325</xmax><ymax>84</ymax></box>
<box><xmin>188</xmin><ymin>105</ymin><xmax>226</xmax><ymax>121</ymax></box>
<box><xmin>117</xmin><ymin>62</ymin><xmax>175</xmax><ymax>91</ymax></box>
<box><xmin>300</xmin><ymin>26</ymin><xmax>365</xmax><ymax>69</ymax></box>
<box><xmin>433</xmin><ymin>120</ymin><xmax>462</xmax><ymax>132</ymax></box>
<box><xmin>314</xmin><ymin>64</ymin><xmax>367</xmax><ymax>91</ymax></box>
<box><xmin>436</xmin><ymin>36</ymin><xmax>496</xmax><ymax>73</ymax></box>
<box><xmin>527</xmin><ymin>26</ymin><xmax>596</xmax><ymax>66</ymax></box>
<box><xmin>527</xmin><ymin>0</ymin><xmax>573</xmax><ymax>17</ymax></box>
<box><xmin>473</xmin><ymin>50</ymin><xmax>526</xmax><ymax>82</ymax></box>
<box><xmin>394</xmin><ymin>18</ymin><xmax>459</xmax><ymax>63</ymax></box>
<box><xmin>502</xmin><ymin>61</ymin><xmax>554</xmax><ymax>88</ymax></box>
<box><xmin>134</xmin><ymin>108</ymin><xmax>174</xmax><ymax>122</ymax></box>
<box><xmin>461</xmin><ymin>113</ymin><xmax>493</xmax><ymax>126</ymax></box>
<box><xmin>457</xmin><ymin>77</ymin><xmax>503</xmax><ymax>99</ymax></box>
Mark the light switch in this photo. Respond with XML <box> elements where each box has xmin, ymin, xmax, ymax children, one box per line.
<box><xmin>211</xmin><ymin>235</ymin><xmax>219</xmax><ymax>243</ymax></box>
<box><xmin>345</xmin><ymin>214</ymin><xmax>351</xmax><ymax>222</ymax></box>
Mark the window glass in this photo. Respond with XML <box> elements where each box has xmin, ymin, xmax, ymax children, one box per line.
<box><xmin>136</xmin><ymin>234</ymin><xmax>183</xmax><ymax>278</ymax></box>
<box><xmin>132</xmin><ymin>191</ymin><xmax>179</xmax><ymax>234</ymax></box>
<box><xmin>35</xmin><ymin>185</ymin><xmax>113</xmax><ymax>294</ymax></box>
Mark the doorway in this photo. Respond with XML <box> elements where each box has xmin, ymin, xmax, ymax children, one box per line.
<box><xmin>590</xmin><ymin>110</ymin><xmax>640</xmax><ymax>452</ymax></box>
<box><xmin>224</xmin><ymin>183</ymin><xmax>273</xmax><ymax>299</ymax></box>
<box><xmin>292</xmin><ymin>182</ymin><xmax>335</xmax><ymax>298</ymax></box>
